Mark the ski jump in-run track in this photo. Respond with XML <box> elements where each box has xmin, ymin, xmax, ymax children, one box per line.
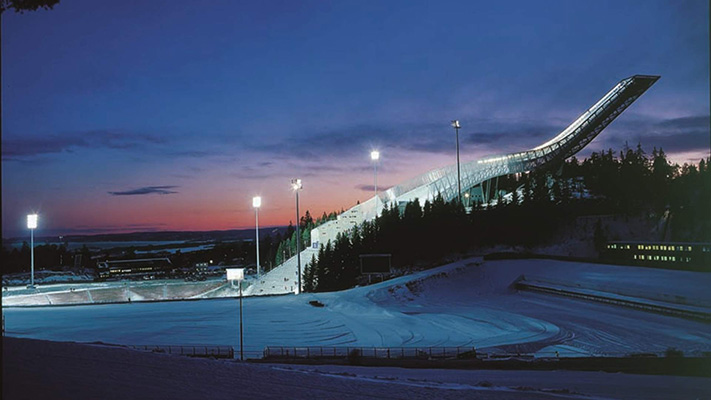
<box><xmin>245</xmin><ymin>74</ymin><xmax>660</xmax><ymax>296</ymax></box>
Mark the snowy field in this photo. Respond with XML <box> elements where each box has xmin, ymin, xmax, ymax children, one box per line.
<box><xmin>4</xmin><ymin>337</ymin><xmax>711</xmax><ymax>400</ymax></box>
<box><xmin>1</xmin><ymin>277</ymin><xmax>244</xmax><ymax>306</ymax></box>
<box><xmin>2</xmin><ymin>270</ymin><xmax>94</xmax><ymax>286</ymax></box>
<box><xmin>4</xmin><ymin>258</ymin><xmax>710</xmax><ymax>360</ymax></box>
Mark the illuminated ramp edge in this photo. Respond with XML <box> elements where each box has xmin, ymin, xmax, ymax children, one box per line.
<box><xmin>304</xmin><ymin>76</ymin><xmax>659</xmax><ymax>257</ymax></box>
<box><xmin>377</xmin><ymin>74</ymin><xmax>660</xmax><ymax>207</ymax></box>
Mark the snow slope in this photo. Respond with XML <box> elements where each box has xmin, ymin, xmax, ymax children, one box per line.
<box><xmin>4</xmin><ymin>258</ymin><xmax>710</xmax><ymax>359</ymax></box>
<box><xmin>2</xmin><ymin>278</ymin><xmax>242</xmax><ymax>306</ymax></box>
<box><xmin>244</xmin><ymin>247</ymin><xmax>318</xmax><ymax>296</ymax></box>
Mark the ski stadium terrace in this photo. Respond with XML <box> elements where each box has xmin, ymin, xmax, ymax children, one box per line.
<box><xmin>245</xmin><ymin>75</ymin><xmax>660</xmax><ymax>296</ymax></box>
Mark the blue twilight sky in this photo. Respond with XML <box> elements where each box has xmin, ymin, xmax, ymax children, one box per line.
<box><xmin>2</xmin><ymin>0</ymin><xmax>709</xmax><ymax>238</ymax></box>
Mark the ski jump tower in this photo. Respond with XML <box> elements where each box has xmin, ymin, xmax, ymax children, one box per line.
<box><xmin>310</xmin><ymin>75</ymin><xmax>660</xmax><ymax>250</ymax></box>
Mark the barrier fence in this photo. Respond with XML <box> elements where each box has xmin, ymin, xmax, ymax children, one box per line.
<box><xmin>129</xmin><ymin>345</ymin><xmax>234</xmax><ymax>359</ymax></box>
<box><xmin>118</xmin><ymin>344</ymin><xmax>702</xmax><ymax>361</ymax></box>
<box><xmin>514</xmin><ymin>278</ymin><xmax>711</xmax><ymax>323</ymax></box>
<box><xmin>262</xmin><ymin>346</ymin><xmax>690</xmax><ymax>360</ymax></box>
<box><xmin>264</xmin><ymin>346</ymin><xmax>478</xmax><ymax>360</ymax></box>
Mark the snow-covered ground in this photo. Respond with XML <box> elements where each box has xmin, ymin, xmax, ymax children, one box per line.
<box><xmin>4</xmin><ymin>258</ymin><xmax>710</xmax><ymax>360</ymax></box>
<box><xmin>6</xmin><ymin>337</ymin><xmax>710</xmax><ymax>400</ymax></box>
<box><xmin>1</xmin><ymin>277</ymin><xmax>243</xmax><ymax>306</ymax></box>
<box><xmin>2</xmin><ymin>270</ymin><xmax>94</xmax><ymax>286</ymax></box>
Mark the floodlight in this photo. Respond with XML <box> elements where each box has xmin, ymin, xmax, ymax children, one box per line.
<box><xmin>291</xmin><ymin>178</ymin><xmax>302</xmax><ymax>191</ymax></box>
<box><xmin>27</xmin><ymin>214</ymin><xmax>38</xmax><ymax>229</ymax></box>
<box><xmin>291</xmin><ymin>178</ymin><xmax>303</xmax><ymax>293</ymax></box>
<box><xmin>27</xmin><ymin>214</ymin><xmax>39</xmax><ymax>288</ymax></box>
<box><xmin>452</xmin><ymin>120</ymin><xmax>462</xmax><ymax>202</ymax></box>
<box><xmin>252</xmin><ymin>196</ymin><xmax>261</xmax><ymax>208</ymax></box>
<box><xmin>370</xmin><ymin>150</ymin><xmax>380</xmax><ymax>161</ymax></box>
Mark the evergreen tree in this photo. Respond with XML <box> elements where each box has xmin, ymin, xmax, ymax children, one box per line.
<box><xmin>303</xmin><ymin>254</ymin><xmax>316</xmax><ymax>292</ymax></box>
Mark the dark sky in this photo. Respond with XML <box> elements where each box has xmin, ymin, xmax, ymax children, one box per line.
<box><xmin>2</xmin><ymin>0</ymin><xmax>709</xmax><ymax>238</ymax></box>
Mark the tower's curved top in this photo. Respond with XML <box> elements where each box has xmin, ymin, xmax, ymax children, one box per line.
<box><xmin>311</xmin><ymin>75</ymin><xmax>659</xmax><ymax>249</ymax></box>
<box><xmin>378</xmin><ymin>74</ymin><xmax>660</xmax><ymax>208</ymax></box>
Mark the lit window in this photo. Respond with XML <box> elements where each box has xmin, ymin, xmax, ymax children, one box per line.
<box><xmin>671</xmin><ymin>256</ymin><xmax>676</xmax><ymax>261</ymax></box>
<box><xmin>654</xmin><ymin>255</ymin><xmax>660</xmax><ymax>260</ymax></box>
<box><xmin>638</xmin><ymin>245</ymin><xmax>643</xmax><ymax>250</ymax></box>
<box><xmin>688</xmin><ymin>246</ymin><xmax>692</xmax><ymax>251</ymax></box>
<box><xmin>634</xmin><ymin>255</ymin><xmax>638</xmax><ymax>259</ymax></box>
<box><xmin>626</xmin><ymin>245</ymin><xmax>630</xmax><ymax>249</ymax></box>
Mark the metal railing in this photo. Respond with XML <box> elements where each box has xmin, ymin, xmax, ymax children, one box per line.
<box><xmin>262</xmin><ymin>346</ymin><xmax>693</xmax><ymax>360</ymax></box>
<box><xmin>129</xmin><ymin>344</ymin><xmax>234</xmax><ymax>359</ymax></box>
<box><xmin>263</xmin><ymin>346</ymin><xmax>477</xmax><ymax>360</ymax></box>
<box><xmin>514</xmin><ymin>278</ymin><xmax>711</xmax><ymax>322</ymax></box>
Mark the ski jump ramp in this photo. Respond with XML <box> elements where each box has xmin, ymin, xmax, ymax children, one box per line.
<box><xmin>311</xmin><ymin>75</ymin><xmax>660</xmax><ymax>248</ymax></box>
<box><xmin>251</xmin><ymin>75</ymin><xmax>659</xmax><ymax>295</ymax></box>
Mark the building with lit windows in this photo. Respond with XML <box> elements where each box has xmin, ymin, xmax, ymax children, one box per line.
<box><xmin>604</xmin><ymin>242</ymin><xmax>711</xmax><ymax>271</ymax></box>
<box><xmin>97</xmin><ymin>258</ymin><xmax>173</xmax><ymax>280</ymax></box>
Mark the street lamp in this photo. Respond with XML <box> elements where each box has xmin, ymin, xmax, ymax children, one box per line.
<box><xmin>370</xmin><ymin>150</ymin><xmax>380</xmax><ymax>200</ymax></box>
<box><xmin>27</xmin><ymin>214</ymin><xmax>38</xmax><ymax>289</ymax></box>
<box><xmin>252</xmin><ymin>196</ymin><xmax>262</xmax><ymax>277</ymax></box>
<box><xmin>291</xmin><ymin>179</ymin><xmax>303</xmax><ymax>294</ymax></box>
<box><xmin>464</xmin><ymin>192</ymin><xmax>470</xmax><ymax>208</ymax></box>
<box><xmin>226</xmin><ymin>268</ymin><xmax>245</xmax><ymax>360</ymax></box>
<box><xmin>451</xmin><ymin>120</ymin><xmax>462</xmax><ymax>203</ymax></box>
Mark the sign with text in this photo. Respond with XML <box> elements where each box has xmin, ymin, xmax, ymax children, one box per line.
<box><xmin>226</xmin><ymin>268</ymin><xmax>245</xmax><ymax>281</ymax></box>
<box><xmin>359</xmin><ymin>254</ymin><xmax>392</xmax><ymax>274</ymax></box>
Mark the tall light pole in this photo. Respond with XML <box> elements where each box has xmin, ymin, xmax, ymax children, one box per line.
<box><xmin>27</xmin><ymin>214</ymin><xmax>38</xmax><ymax>289</ymax></box>
<box><xmin>291</xmin><ymin>179</ymin><xmax>303</xmax><ymax>294</ymax></box>
<box><xmin>227</xmin><ymin>268</ymin><xmax>245</xmax><ymax>360</ymax></box>
<box><xmin>370</xmin><ymin>150</ymin><xmax>380</xmax><ymax>200</ymax></box>
<box><xmin>239</xmin><ymin>277</ymin><xmax>243</xmax><ymax>360</ymax></box>
<box><xmin>252</xmin><ymin>196</ymin><xmax>262</xmax><ymax>276</ymax></box>
<box><xmin>452</xmin><ymin>120</ymin><xmax>462</xmax><ymax>203</ymax></box>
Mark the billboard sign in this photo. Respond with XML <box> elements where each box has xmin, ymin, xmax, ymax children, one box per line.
<box><xmin>359</xmin><ymin>254</ymin><xmax>392</xmax><ymax>274</ymax></box>
<box><xmin>226</xmin><ymin>268</ymin><xmax>245</xmax><ymax>281</ymax></box>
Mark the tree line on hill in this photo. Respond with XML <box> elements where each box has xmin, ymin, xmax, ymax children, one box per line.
<box><xmin>303</xmin><ymin>143</ymin><xmax>710</xmax><ymax>293</ymax></box>
<box><xmin>1</xmin><ymin>243</ymin><xmax>92</xmax><ymax>275</ymax></box>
